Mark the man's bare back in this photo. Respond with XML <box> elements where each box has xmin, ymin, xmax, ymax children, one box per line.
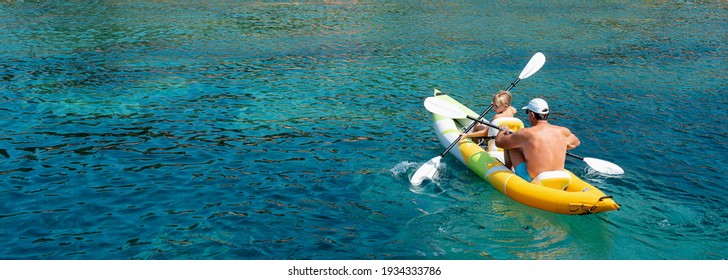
<box><xmin>494</xmin><ymin>98</ymin><xmax>580</xmax><ymax>181</ymax></box>
<box><xmin>503</xmin><ymin>123</ymin><xmax>575</xmax><ymax>177</ymax></box>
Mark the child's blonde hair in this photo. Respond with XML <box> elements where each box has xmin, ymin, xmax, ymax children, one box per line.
<box><xmin>492</xmin><ymin>90</ymin><xmax>512</xmax><ymax>107</ymax></box>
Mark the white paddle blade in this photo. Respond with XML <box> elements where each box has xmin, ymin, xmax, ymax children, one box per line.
<box><xmin>519</xmin><ymin>52</ymin><xmax>546</xmax><ymax>79</ymax></box>
<box><xmin>584</xmin><ymin>157</ymin><xmax>624</xmax><ymax>175</ymax></box>
<box><xmin>423</xmin><ymin>97</ymin><xmax>467</xmax><ymax>119</ymax></box>
<box><xmin>410</xmin><ymin>156</ymin><xmax>442</xmax><ymax>186</ymax></box>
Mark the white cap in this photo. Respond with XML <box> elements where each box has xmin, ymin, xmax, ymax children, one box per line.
<box><xmin>522</xmin><ymin>98</ymin><xmax>549</xmax><ymax>114</ymax></box>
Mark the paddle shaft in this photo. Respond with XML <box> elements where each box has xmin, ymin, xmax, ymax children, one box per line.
<box><xmin>505</xmin><ymin>78</ymin><xmax>521</xmax><ymax>92</ymax></box>
<box><xmin>566</xmin><ymin>151</ymin><xmax>584</xmax><ymax>160</ymax></box>
<box><xmin>462</xmin><ymin>114</ymin><xmax>589</xmax><ymax>162</ymax></box>
<box><xmin>437</xmin><ymin>105</ymin><xmax>492</xmax><ymax>157</ymax></box>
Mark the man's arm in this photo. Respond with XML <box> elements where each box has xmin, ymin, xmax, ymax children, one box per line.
<box><xmin>565</xmin><ymin>128</ymin><xmax>580</xmax><ymax>150</ymax></box>
<box><xmin>495</xmin><ymin>126</ymin><xmax>525</xmax><ymax>149</ymax></box>
<box><xmin>461</xmin><ymin>130</ymin><xmax>489</xmax><ymax>139</ymax></box>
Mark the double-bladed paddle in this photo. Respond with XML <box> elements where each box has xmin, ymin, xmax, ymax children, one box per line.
<box><xmin>410</xmin><ymin>52</ymin><xmax>546</xmax><ymax>186</ymax></box>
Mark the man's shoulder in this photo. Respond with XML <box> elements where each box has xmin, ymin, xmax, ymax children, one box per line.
<box><xmin>528</xmin><ymin>122</ymin><xmax>563</xmax><ymax>134</ymax></box>
<box><xmin>543</xmin><ymin>122</ymin><xmax>566</xmax><ymax>129</ymax></box>
<box><xmin>545</xmin><ymin>123</ymin><xmax>572</xmax><ymax>135</ymax></box>
<box><xmin>515</xmin><ymin>126</ymin><xmax>536</xmax><ymax>135</ymax></box>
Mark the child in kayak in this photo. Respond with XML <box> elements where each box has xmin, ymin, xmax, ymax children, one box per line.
<box><xmin>460</xmin><ymin>90</ymin><xmax>516</xmax><ymax>144</ymax></box>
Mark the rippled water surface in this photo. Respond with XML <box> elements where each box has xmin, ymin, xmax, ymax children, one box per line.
<box><xmin>1</xmin><ymin>1</ymin><xmax>726</xmax><ymax>260</ymax></box>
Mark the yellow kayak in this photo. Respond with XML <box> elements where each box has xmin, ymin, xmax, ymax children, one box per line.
<box><xmin>430</xmin><ymin>91</ymin><xmax>620</xmax><ymax>215</ymax></box>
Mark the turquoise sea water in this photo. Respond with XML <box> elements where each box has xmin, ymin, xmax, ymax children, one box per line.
<box><xmin>1</xmin><ymin>1</ymin><xmax>726</xmax><ymax>260</ymax></box>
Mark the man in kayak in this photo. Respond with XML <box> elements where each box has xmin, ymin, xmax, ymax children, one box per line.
<box><xmin>494</xmin><ymin>98</ymin><xmax>580</xmax><ymax>182</ymax></box>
